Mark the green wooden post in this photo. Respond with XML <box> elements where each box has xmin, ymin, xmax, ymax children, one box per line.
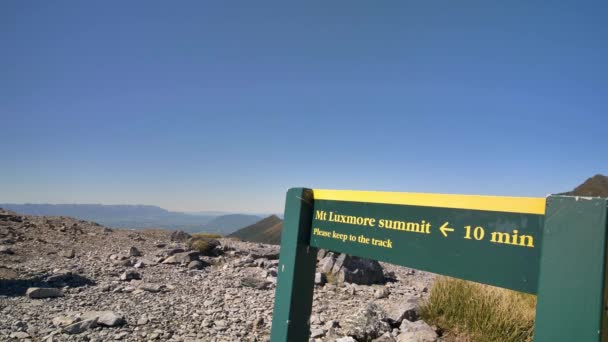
<box><xmin>270</xmin><ymin>188</ymin><xmax>317</xmax><ymax>342</ymax></box>
<box><xmin>534</xmin><ymin>195</ymin><xmax>608</xmax><ymax>341</ymax></box>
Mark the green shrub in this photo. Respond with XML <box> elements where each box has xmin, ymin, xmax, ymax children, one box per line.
<box><xmin>420</xmin><ymin>277</ymin><xmax>536</xmax><ymax>342</ymax></box>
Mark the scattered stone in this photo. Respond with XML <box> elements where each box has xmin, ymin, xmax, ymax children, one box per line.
<box><xmin>331</xmin><ymin>254</ymin><xmax>385</xmax><ymax>285</ymax></box>
<box><xmin>310</xmin><ymin>328</ymin><xmax>325</xmax><ymax>338</ymax></box>
<box><xmin>26</xmin><ymin>287</ymin><xmax>64</xmax><ymax>299</ymax></box>
<box><xmin>342</xmin><ymin>302</ymin><xmax>390</xmax><ymax>341</ymax></box>
<box><xmin>0</xmin><ymin>208</ymin><xmax>436</xmax><ymax>342</ymax></box>
<box><xmin>375</xmin><ymin>286</ymin><xmax>390</xmax><ymax>299</ymax></box>
<box><xmin>170</xmin><ymin>230</ymin><xmax>191</xmax><ymax>242</ymax></box>
<box><xmin>59</xmin><ymin>248</ymin><xmax>75</xmax><ymax>258</ymax></box>
<box><xmin>129</xmin><ymin>246</ymin><xmax>142</xmax><ymax>257</ymax></box>
<box><xmin>187</xmin><ymin>260</ymin><xmax>206</xmax><ymax>270</ymax></box>
<box><xmin>63</xmin><ymin>318</ymin><xmax>98</xmax><ymax>334</ymax></box>
<box><xmin>373</xmin><ymin>332</ymin><xmax>397</xmax><ymax>342</ymax></box>
<box><xmin>336</xmin><ymin>337</ymin><xmax>357</xmax><ymax>342</ymax></box>
<box><xmin>81</xmin><ymin>311</ymin><xmax>125</xmax><ymax>327</ymax></box>
<box><xmin>241</xmin><ymin>277</ymin><xmax>271</xmax><ymax>290</ymax></box>
<box><xmin>139</xmin><ymin>283</ymin><xmax>163</xmax><ymax>293</ymax></box>
<box><xmin>397</xmin><ymin>320</ymin><xmax>438</xmax><ymax>342</ymax></box>
<box><xmin>119</xmin><ymin>270</ymin><xmax>141</xmax><ymax>281</ymax></box>
<box><xmin>162</xmin><ymin>251</ymin><xmax>200</xmax><ymax>264</ymax></box>
<box><xmin>253</xmin><ymin>317</ymin><xmax>264</xmax><ymax>330</ymax></box>
<box><xmin>0</xmin><ymin>245</ymin><xmax>14</xmax><ymax>254</ymax></box>
<box><xmin>10</xmin><ymin>331</ymin><xmax>30</xmax><ymax>339</ymax></box>
<box><xmin>315</xmin><ymin>272</ymin><xmax>326</xmax><ymax>285</ymax></box>
<box><xmin>386</xmin><ymin>297</ymin><xmax>420</xmax><ymax>324</ymax></box>
<box><xmin>52</xmin><ymin>316</ymin><xmax>79</xmax><ymax>328</ymax></box>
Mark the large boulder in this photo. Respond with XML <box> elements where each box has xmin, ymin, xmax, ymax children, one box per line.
<box><xmin>320</xmin><ymin>253</ymin><xmax>385</xmax><ymax>285</ymax></box>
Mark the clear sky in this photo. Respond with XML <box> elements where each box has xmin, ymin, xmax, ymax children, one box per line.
<box><xmin>1</xmin><ymin>1</ymin><xmax>606</xmax><ymax>213</ymax></box>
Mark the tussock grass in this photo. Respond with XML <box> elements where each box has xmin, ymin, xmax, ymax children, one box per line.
<box><xmin>420</xmin><ymin>277</ymin><xmax>536</xmax><ymax>342</ymax></box>
<box><xmin>324</xmin><ymin>272</ymin><xmax>338</xmax><ymax>284</ymax></box>
<box><xmin>191</xmin><ymin>233</ymin><xmax>223</xmax><ymax>239</ymax></box>
<box><xmin>190</xmin><ymin>239</ymin><xmax>214</xmax><ymax>254</ymax></box>
<box><xmin>188</xmin><ymin>233</ymin><xmax>221</xmax><ymax>254</ymax></box>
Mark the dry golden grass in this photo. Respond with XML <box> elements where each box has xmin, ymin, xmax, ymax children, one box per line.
<box><xmin>420</xmin><ymin>277</ymin><xmax>536</xmax><ymax>342</ymax></box>
<box><xmin>191</xmin><ymin>233</ymin><xmax>223</xmax><ymax>239</ymax></box>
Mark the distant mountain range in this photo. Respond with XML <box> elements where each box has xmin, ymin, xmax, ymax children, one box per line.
<box><xmin>0</xmin><ymin>203</ymin><xmax>262</xmax><ymax>235</ymax></box>
<box><xmin>229</xmin><ymin>174</ymin><xmax>608</xmax><ymax>245</ymax></box>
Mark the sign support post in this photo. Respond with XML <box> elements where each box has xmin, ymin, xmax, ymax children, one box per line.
<box><xmin>270</xmin><ymin>188</ymin><xmax>317</xmax><ymax>342</ymax></box>
<box><xmin>534</xmin><ymin>196</ymin><xmax>608</xmax><ymax>341</ymax></box>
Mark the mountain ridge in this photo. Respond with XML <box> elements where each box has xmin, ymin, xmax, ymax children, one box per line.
<box><xmin>559</xmin><ymin>174</ymin><xmax>608</xmax><ymax>197</ymax></box>
<box><xmin>228</xmin><ymin>215</ymin><xmax>283</xmax><ymax>245</ymax></box>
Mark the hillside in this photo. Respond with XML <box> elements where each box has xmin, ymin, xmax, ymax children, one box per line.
<box><xmin>229</xmin><ymin>215</ymin><xmax>283</xmax><ymax>245</ymax></box>
<box><xmin>202</xmin><ymin>214</ymin><xmax>262</xmax><ymax>235</ymax></box>
<box><xmin>560</xmin><ymin>174</ymin><xmax>608</xmax><ymax>197</ymax></box>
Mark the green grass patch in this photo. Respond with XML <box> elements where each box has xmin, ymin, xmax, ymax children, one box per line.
<box><xmin>420</xmin><ymin>277</ymin><xmax>536</xmax><ymax>342</ymax></box>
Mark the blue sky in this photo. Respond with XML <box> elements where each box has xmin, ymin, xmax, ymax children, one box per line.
<box><xmin>1</xmin><ymin>1</ymin><xmax>606</xmax><ymax>213</ymax></box>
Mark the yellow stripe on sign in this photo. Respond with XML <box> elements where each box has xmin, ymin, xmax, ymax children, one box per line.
<box><xmin>313</xmin><ymin>189</ymin><xmax>546</xmax><ymax>215</ymax></box>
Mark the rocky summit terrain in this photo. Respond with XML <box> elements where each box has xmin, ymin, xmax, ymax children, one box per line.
<box><xmin>1</xmin><ymin>208</ymin><xmax>436</xmax><ymax>342</ymax></box>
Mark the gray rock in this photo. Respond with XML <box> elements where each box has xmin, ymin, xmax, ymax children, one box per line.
<box><xmin>342</xmin><ymin>303</ymin><xmax>390</xmax><ymax>341</ymax></box>
<box><xmin>129</xmin><ymin>246</ymin><xmax>142</xmax><ymax>257</ymax></box>
<box><xmin>318</xmin><ymin>254</ymin><xmax>336</xmax><ymax>273</ymax></box>
<box><xmin>139</xmin><ymin>283</ymin><xmax>163</xmax><ymax>293</ymax></box>
<box><xmin>397</xmin><ymin>320</ymin><xmax>438</xmax><ymax>342</ymax></box>
<box><xmin>0</xmin><ymin>245</ymin><xmax>14</xmax><ymax>254</ymax></box>
<box><xmin>59</xmin><ymin>248</ymin><xmax>75</xmax><ymax>258</ymax></box>
<box><xmin>63</xmin><ymin>318</ymin><xmax>98</xmax><ymax>334</ymax></box>
<box><xmin>310</xmin><ymin>328</ymin><xmax>325</xmax><ymax>338</ymax></box>
<box><xmin>385</xmin><ymin>297</ymin><xmax>419</xmax><ymax>324</ymax></box>
<box><xmin>120</xmin><ymin>270</ymin><xmax>141</xmax><ymax>281</ymax></box>
<box><xmin>162</xmin><ymin>251</ymin><xmax>200</xmax><ymax>264</ymax></box>
<box><xmin>315</xmin><ymin>272</ymin><xmax>326</xmax><ymax>285</ymax></box>
<box><xmin>317</xmin><ymin>248</ymin><xmax>328</xmax><ymax>261</ymax></box>
<box><xmin>10</xmin><ymin>331</ymin><xmax>30</xmax><ymax>339</ymax></box>
<box><xmin>26</xmin><ymin>287</ymin><xmax>64</xmax><ymax>299</ymax></box>
<box><xmin>336</xmin><ymin>337</ymin><xmax>357</xmax><ymax>342</ymax></box>
<box><xmin>81</xmin><ymin>311</ymin><xmax>125</xmax><ymax>327</ymax></box>
<box><xmin>241</xmin><ymin>277</ymin><xmax>270</xmax><ymax>290</ymax></box>
<box><xmin>373</xmin><ymin>332</ymin><xmax>397</xmax><ymax>342</ymax></box>
<box><xmin>170</xmin><ymin>230</ymin><xmax>191</xmax><ymax>242</ymax></box>
<box><xmin>375</xmin><ymin>287</ymin><xmax>390</xmax><ymax>299</ymax></box>
<box><xmin>332</xmin><ymin>254</ymin><xmax>385</xmax><ymax>285</ymax></box>
<box><xmin>165</xmin><ymin>247</ymin><xmax>186</xmax><ymax>256</ymax></box>
<box><xmin>52</xmin><ymin>316</ymin><xmax>79</xmax><ymax>328</ymax></box>
<box><xmin>187</xmin><ymin>260</ymin><xmax>207</xmax><ymax>270</ymax></box>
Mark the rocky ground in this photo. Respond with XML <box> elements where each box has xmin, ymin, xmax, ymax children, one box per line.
<box><xmin>0</xmin><ymin>208</ymin><xmax>438</xmax><ymax>342</ymax></box>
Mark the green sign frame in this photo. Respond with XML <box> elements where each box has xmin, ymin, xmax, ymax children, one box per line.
<box><xmin>270</xmin><ymin>188</ymin><xmax>608</xmax><ymax>342</ymax></box>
